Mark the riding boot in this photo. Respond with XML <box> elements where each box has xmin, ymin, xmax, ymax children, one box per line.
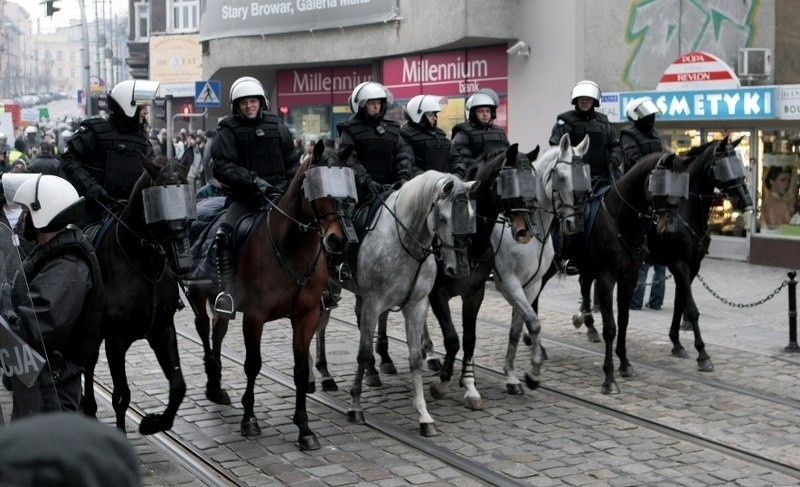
<box><xmin>213</xmin><ymin>223</ymin><xmax>236</xmax><ymax>319</ymax></box>
<box><xmin>321</xmin><ymin>286</ymin><xmax>341</xmax><ymax>311</ymax></box>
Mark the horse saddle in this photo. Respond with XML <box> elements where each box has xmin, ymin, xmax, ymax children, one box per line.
<box><xmin>334</xmin><ymin>191</ymin><xmax>390</xmax><ymax>283</ymax></box>
<box><xmin>556</xmin><ymin>186</ymin><xmax>609</xmax><ymax>261</ymax></box>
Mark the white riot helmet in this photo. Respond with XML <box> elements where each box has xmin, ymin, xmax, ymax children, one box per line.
<box><xmin>625</xmin><ymin>97</ymin><xmax>661</xmax><ymax>121</ymax></box>
<box><xmin>24</xmin><ymin>125</ymin><xmax>38</xmax><ymax>136</ymax></box>
<box><xmin>570</xmin><ymin>80</ymin><xmax>601</xmax><ymax>107</ymax></box>
<box><xmin>405</xmin><ymin>95</ymin><xmax>448</xmax><ymax>125</ymax></box>
<box><xmin>348</xmin><ymin>81</ymin><xmax>393</xmax><ymax>116</ymax></box>
<box><xmin>230</xmin><ymin>76</ymin><xmax>269</xmax><ymax>113</ymax></box>
<box><xmin>12</xmin><ymin>175</ymin><xmax>85</xmax><ymax>231</ymax></box>
<box><xmin>465</xmin><ymin>88</ymin><xmax>500</xmax><ymax>121</ymax></box>
<box><xmin>108</xmin><ymin>79</ymin><xmax>160</xmax><ymax>118</ymax></box>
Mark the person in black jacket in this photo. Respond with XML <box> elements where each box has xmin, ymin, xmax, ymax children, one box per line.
<box><xmin>549</xmin><ymin>80</ymin><xmax>622</xmax><ymax>190</ymax></box>
<box><xmin>401</xmin><ymin>94</ymin><xmax>451</xmax><ymax>175</ymax></box>
<box><xmin>61</xmin><ymin>79</ymin><xmax>159</xmax><ymax>225</ymax></box>
<box><xmin>210</xmin><ymin>76</ymin><xmax>299</xmax><ymax>318</ymax></box>
<box><xmin>8</xmin><ymin>175</ymin><xmax>103</xmax><ymax>419</ymax></box>
<box><xmin>449</xmin><ymin>88</ymin><xmax>509</xmax><ymax>179</ymax></box>
<box><xmin>27</xmin><ymin>142</ymin><xmax>62</xmax><ymax>176</ymax></box>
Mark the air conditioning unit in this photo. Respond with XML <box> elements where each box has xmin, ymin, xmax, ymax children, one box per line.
<box><xmin>737</xmin><ymin>48</ymin><xmax>772</xmax><ymax>77</ymax></box>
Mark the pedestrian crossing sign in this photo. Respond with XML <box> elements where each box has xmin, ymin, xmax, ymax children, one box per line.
<box><xmin>195</xmin><ymin>80</ymin><xmax>221</xmax><ymax>108</ymax></box>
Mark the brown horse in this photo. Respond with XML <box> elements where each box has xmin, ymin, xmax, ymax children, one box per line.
<box><xmin>187</xmin><ymin>141</ymin><xmax>355</xmax><ymax>450</ymax></box>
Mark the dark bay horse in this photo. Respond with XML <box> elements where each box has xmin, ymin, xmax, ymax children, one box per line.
<box><xmin>189</xmin><ymin>142</ymin><xmax>355</xmax><ymax>450</ymax></box>
<box><xmin>426</xmin><ymin>144</ymin><xmax>540</xmax><ymax>409</ymax></box>
<box><xmin>185</xmin><ymin>141</ymin><xmax>351</xmax><ymax>410</ymax></box>
<box><xmin>574</xmin><ymin>151</ymin><xmax>688</xmax><ymax>394</ymax></box>
<box><xmin>647</xmin><ymin>136</ymin><xmax>752</xmax><ymax>371</ymax></box>
<box><xmin>82</xmin><ymin>156</ymin><xmax>193</xmax><ymax>435</ymax></box>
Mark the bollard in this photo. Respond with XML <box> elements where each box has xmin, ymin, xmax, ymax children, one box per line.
<box><xmin>786</xmin><ymin>271</ymin><xmax>799</xmax><ymax>352</ymax></box>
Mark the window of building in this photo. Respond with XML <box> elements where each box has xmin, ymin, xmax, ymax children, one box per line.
<box><xmin>134</xmin><ymin>1</ymin><xmax>150</xmax><ymax>41</ymax></box>
<box><xmin>168</xmin><ymin>0</ymin><xmax>199</xmax><ymax>34</ymax></box>
<box><xmin>55</xmin><ymin>50</ymin><xmax>62</xmax><ymax>62</ymax></box>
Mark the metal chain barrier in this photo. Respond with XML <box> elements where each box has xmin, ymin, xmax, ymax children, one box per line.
<box><xmin>695</xmin><ymin>273</ymin><xmax>788</xmax><ymax>308</ymax></box>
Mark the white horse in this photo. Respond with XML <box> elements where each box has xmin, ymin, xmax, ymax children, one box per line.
<box><xmin>493</xmin><ymin>133</ymin><xmax>591</xmax><ymax>394</ymax></box>
<box><xmin>323</xmin><ymin>171</ymin><xmax>479</xmax><ymax>437</ymax></box>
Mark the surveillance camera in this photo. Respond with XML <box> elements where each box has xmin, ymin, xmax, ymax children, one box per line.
<box><xmin>506</xmin><ymin>40</ymin><xmax>530</xmax><ymax>57</ymax></box>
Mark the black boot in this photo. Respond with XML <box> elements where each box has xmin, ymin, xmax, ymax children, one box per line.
<box><xmin>213</xmin><ymin>223</ymin><xmax>236</xmax><ymax>319</ymax></box>
<box><xmin>321</xmin><ymin>287</ymin><xmax>341</xmax><ymax>310</ymax></box>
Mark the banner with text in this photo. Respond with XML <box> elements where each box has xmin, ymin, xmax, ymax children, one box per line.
<box><xmin>277</xmin><ymin>66</ymin><xmax>373</xmax><ymax>106</ymax></box>
<box><xmin>617</xmin><ymin>87</ymin><xmax>775</xmax><ymax>121</ymax></box>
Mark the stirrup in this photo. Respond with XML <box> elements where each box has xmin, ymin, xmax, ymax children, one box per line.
<box><xmin>321</xmin><ymin>290</ymin><xmax>340</xmax><ymax>311</ymax></box>
<box><xmin>213</xmin><ymin>292</ymin><xmax>236</xmax><ymax>319</ymax></box>
<box><xmin>335</xmin><ymin>262</ymin><xmax>352</xmax><ymax>282</ymax></box>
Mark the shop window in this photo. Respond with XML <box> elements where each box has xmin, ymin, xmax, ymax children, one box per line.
<box><xmin>759</xmin><ymin>130</ymin><xmax>800</xmax><ymax>236</ymax></box>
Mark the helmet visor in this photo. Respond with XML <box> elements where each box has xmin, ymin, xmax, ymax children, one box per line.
<box><xmin>131</xmin><ymin>80</ymin><xmax>160</xmax><ymax>105</ymax></box>
<box><xmin>631</xmin><ymin>99</ymin><xmax>661</xmax><ymax>120</ymax></box>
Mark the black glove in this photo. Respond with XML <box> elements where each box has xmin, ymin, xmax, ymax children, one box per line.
<box><xmin>254</xmin><ymin>177</ymin><xmax>272</xmax><ymax>195</ymax></box>
<box><xmin>391</xmin><ymin>179</ymin><xmax>407</xmax><ymax>191</ymax></box>
<box><xmin>367</xmin><ymin>180</ymin><xmax>383</xmax><ymax>196</ymax></box>
<box><xmin>86</xmin><ymin>183</ymin><xmax>108</xmax><ymax>201</ymax></box>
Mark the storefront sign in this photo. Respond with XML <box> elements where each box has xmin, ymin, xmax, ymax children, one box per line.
<box><xmin>656</xmin><ymin>51</ymin><xmax>740</xmax><ymax>91</ymax></box>
<box><xmin>619</xmin><ymin>88</ymin><xmax>774</xmax><ymax>121</ymax></box>
<box><xmin>149</xmin><ymin>35</ymin><xmax>203</xmax><ymax>84</ymax></box>
<box><xmin>381</xmin><ymin>45</ymin><xmax>508</xmax><ymax>99</ymax></box>
<box><xmin>200</xmin><ymin>0</ymin><xmax>398</xmax><ymax>41</ymax></box>
<box><xmin>776</xmin><ymin>84</ymin><xmax>800</xmax><ymax>120</ymax></box>
<box><xmin>598</xmin><ymin>92</ymin><xmax>622</xmax><ymax>122</ymax></box>
<box><xmin>277</xmin><ymin>66</ymin><xmax>373</xmax><ymax>106</ymax></box>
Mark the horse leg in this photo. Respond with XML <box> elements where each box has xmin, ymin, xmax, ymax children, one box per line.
<box><xmin>428</xmin><ymin>287</ymin><xmax>458</xmax><ymax>401</ymax></box>
<box><xmin>140</xmin><ymin>317</ymin><xmax>186</xmax><ymax>435</ymax></box>
<box><xmin>402</xmin><ymin>299</ymin><xmax>437</xmax><ymax>437</ymax></box>
<box><xmin>355</xmin><ymin>295</ymin><xmax>383</xmax><ymax>387</ymax></box>
<box><xmin>686</xmin><ymin>274</ymin><xmax>713</xmax><ymax>372</ymax></box>
<box><xmin>615</xmin><ymin>272</ymin><xmax>637</xmax><ymax>378</ymax></box>
<box><xmin>375</xmin><ymin>310</ymin><xmax>396</xmax><ymax>375</ymax></box>
<box><xmin>668</xmin><ymin>267</ymin><xmax>692</xmax><ymax>359</ymax></box>
<box><xmin>594</xmin><ymin>275</ymin><xmax>619</xmax><ymax>394</ymax></box>
<box><xmin>504</xmin><ymin>307</ymin><xmax>525</xmax><ymax>395</ymax></box>
<box><xmin>192</xmin><ymin>289</ymin><xmax>230</xmax><ymax>405</ymax></box>
<box><xmin>347</xmin><ymin>301</ymin><xmax>381</xmax><ymax>425</ymax></box>
<box><xmin>80</xmin><ymin>339</ymin><xmax>102</xmax><ymax>418</ymax></box>
<box><xmin>241</xmin><ymin>314</ymin><xmax>265</xmax><ymax>437</ymax></box>
<box><xmin>209</xmin><ymin>311</ymin><xmax>232</xmax><ymax>403</ymax></box>
<box><xmin>575</xmin><ymin>275</ymin><xmax>600</xmax><ymax>342</ymax></box>
<box><xmin>459</xmin><ymin>288</ymin><xmax>484</xmax><ymax>410</ymax></box>
<box><xmin>315</xmin><ymin>305</ymin><xmax>339</xmax><ymax>391</ymax></box>
<box><xmin>421</xmin><ymin>323</ymin><xmax>440</xmax><ymax>371</ymax></box>
<box><xmin>521</xmin><ymin>282</ymin><xmax>545</xmax><ymax>391</ymax></box>
<box><xmin>291</xmin><ymin>307</ymin><xmax>322</xmax><ymax>451</ymax></box>
<box><xmin>105</xmin><ymin>337</ymin><xmax>133</xmax><ymax>432</ymax></box>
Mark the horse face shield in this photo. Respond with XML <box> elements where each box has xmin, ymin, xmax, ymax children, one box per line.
<box><xmin>142</xmin><ymin>184</ymin><xmax>197</xmax><ymax>272</ymax></box>
<box><xmin>713</xmin><ymin>148</ymin><xmax>753</xmax><ymax>210</ymax></box>
<box><xmin>497</xmin><ymin>167</ymin><xmax>539</xmax><ymax>235</ymax></box>
<box><xmin>434</xmin><ymin>189</ymin><xmax>476</xmax><ymax>278</ymax></box>
<box><xmin>556</xmin><ymin>157</ymin><xmax>591</xmax><ymax>235</ymax></box>
<box><xmin>648</xmin><ymin>166</ymin><xmax>689</xmax><ymax>235</ymax></box>
<box><xmin>304</xmin><ymin>166</ymin><xmax>359</xmax><ymax>246</ymax></box>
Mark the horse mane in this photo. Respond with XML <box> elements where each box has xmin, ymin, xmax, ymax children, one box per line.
<box><xmin>396</xmin><ymin>170</ymin><xmax>456</xmax><ymax>217</ymax></box>
<box><xmin>279</xmin><ymin>153</ymin><xmax>313</xmax><ymax>207</ymax></box>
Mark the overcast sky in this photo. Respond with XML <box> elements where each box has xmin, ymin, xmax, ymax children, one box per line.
<box><xmin>13</xmin><ymin>0</ymin><xmax>128</xmax><ymax>33</ymax></box>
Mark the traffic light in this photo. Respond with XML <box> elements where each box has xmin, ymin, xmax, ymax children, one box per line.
<box><xmin>43</xmin><ymin>1</ymin><xmax>60</xmax><ymax>17</ymax></box>
<box><xmin>180</xmin><ymin>103</ymin><xmax>192</xmax><ymax>122</ymax></box>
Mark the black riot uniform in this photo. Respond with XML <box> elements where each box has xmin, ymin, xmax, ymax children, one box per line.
<box><xmin>337</xmin><ymin>114</ymin><xmax>414</xmax><ymax>202</ymax></box>
<box><xmin>620</xmin><ymin>120</ymin><xmax>662</xmax><ymax>172</ymax></box>
<box><xmin>400</xmin><ymin>121</ymin><xmax>451</xmax><ymax>174</ymax></box>
<box><xmin>449</xmin><ymin>90</ymin><xmax>510</xmax><ymax>180</ymax></box>
<box><xmin>549</xmin><ymin>109</ymin><xmax>622</xmax><ymax>189</ymax></box>
<box><xmin>11</xmin><ymin>226</ymin><xmax>103</xmax><ymax>418</ymax></box>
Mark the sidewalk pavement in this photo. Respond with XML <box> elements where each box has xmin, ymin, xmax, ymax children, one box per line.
<box><xmin>525</xmin><ymin>256</ymin><xmax>800</xmax><ymax>359</ymax></box>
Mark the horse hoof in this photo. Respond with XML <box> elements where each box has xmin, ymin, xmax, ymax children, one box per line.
<box><xmin>298</xmin><ymin>433</ymin><xmax>321</xmax><ymax>451</ymax></box>
<box><xmin>601</xmin><ymin>382</ymin><xmax>621</xmax><ymax>395</ymax></box>
<box><xmin>347</xmin><ymin>410</ymin><xmax>365</xmax><ymax>425</ymax></box>
<box><xmin>306</xmin><ymin>382</ymin><xmax>316</xmax><ymax>394</ymax></box>
<box><xmin>139</xmin><ymin>413</ymin><xmax>171</xmax><ymax>435</ymax></box>
<box><xmin>680</xmin><ymin>320</ymin><xmax>693</xmax><ymax>331</ymax></box>
<box><xmin>419</xmin><ymin>422</ymin><xmax>438</xmax><ymax>437</ymax></box>
<box><xmin>430</xmin><ymin>381</ymin><xmax>448</xmax><ymax>400</ymax></box>
<box><xmin>379</xmin><ymin>362</ymin><xmax>397</xmax><ymax>375</ymax></box>
<box><xmin>506</xmin><ymin>383</ymin><xmax>524</xmax><ymax>395</ymax></box>
<box><xmin>321</xmin><ymin>379</ymin><xmax>339</xmax><ymax>392</ymax></box>
<box><xmin>463</xmin><ymin>396</ymin><xmax>484</xmax><ymax>410</ymax></box>
<box><xmin>524</xmin><ymin>374</ymin><xmax>540</xmax><ymax>390</ymax></box>
<box><xmin>671</xmin><ymin>348</ymin><xmax>690</xmax><ymax>359</ymax></box>
<box><xmin>365</xmin><ymin>373</ymin><xmax>382</xmax><ymax>388</ymax></box>
<box><xmin>572</xmin><ymin>313</ymin><xmax>584</xmax><ymax>328</ymax></box>
<box><xmin>241</xmin><ymin>417</ymin><xmax>261</xmax><ymax>437</ymax></box>
<box><xmin>427</xmin><ymin>358</ymin><xmax>442</xmax><ymax>372</ymax></box>
<box><xmin>587</xmin><ymin>329</ymin><xmax>601</xmax><ymax>343</ymax></box>
<box><xmin>619</xmin><ymin>365</ymin><xmax>635</xmax><ymax>378</ymax></box>
<box><xmin>697</xmin><ymin>359</ymin><xmax>714</xmax><ymax>372</ymax></box>
<box><xmin>206</xmin><ymin>388</ymin><xmax>232</xmax><ymax>406</ymax></box>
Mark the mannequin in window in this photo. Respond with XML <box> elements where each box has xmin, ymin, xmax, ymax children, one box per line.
<box><xmin>761</xmin><ymin>166</ymin><xmax>793</xmax><ymax>230</ymax></box>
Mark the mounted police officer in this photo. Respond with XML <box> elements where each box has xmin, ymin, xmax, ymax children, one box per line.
<box><xmin>449</xmin><ymin>88</ymin><xmax>509</xmax><ymax>180</ymax></box>
<box><xmin>337</xmin><ymin>81</ymin><xmax>414</xmax><ymax>202</ymax></box>
<box><xmin>400</xmin><ymin>94</ymin><xmax>451</xmax><ymax>174</ymax></box>
<box><xmin>549</xmin><ymin>80</ymin><xmax>622</xmax><ymax>190</ymax></box>
<box><xmin>61</xmin><ymin>79</ymin><xmax>159</xmax><ymax>225</ymax></box>
<box><xmin>211</xmin><ymin>76</ymin><xmax>298</xmax><ymax>318</ymax></box>
<box><xmin>6</xmin><ymin>175</ymin><xmax>103</xmax><ymax>418</ymax></box>
<box><xmin>620</xmin><ymin>97</ymin><xmax>667</xmax><ymax>310</ymax></box>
